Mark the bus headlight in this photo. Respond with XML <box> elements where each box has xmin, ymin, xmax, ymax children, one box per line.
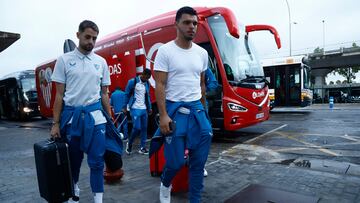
<box><xmin>227</xmin><ymin>103</ymin><xmax>247</xmax><ymax>112</ymax></box>
<box><xmin>23</xmin><ymin>107</ymin><xmax>33</xmax><ymax>113</ymax></box>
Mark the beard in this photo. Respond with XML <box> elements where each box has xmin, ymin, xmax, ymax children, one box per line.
<box><xmin>184</xmin><ymin>35</ymin><xmax>194</xmax><ymax>41</ymax></box>
<box><xmin>80</xmin><ymin>43</ymin><xmax>94</xmax><ymax>52</ymax></box>
<box><xmin>179</xmin><ymin>28</ymin><xmax>195</xmax><ymax>41</ymax></box>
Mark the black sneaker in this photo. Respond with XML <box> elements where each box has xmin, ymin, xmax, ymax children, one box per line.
<box><xmin>126</xmin><ymin>142</ymin><xmax>132</xmax><ymax>155</ymax></box>
<box><xmin>138</xmin><ymin>148</ymin><xmax>149</xmax><ymax>155</ymax></box>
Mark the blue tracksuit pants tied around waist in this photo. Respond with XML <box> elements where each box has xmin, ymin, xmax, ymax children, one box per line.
<box><xmin>66</xmin><ymin>124</ymin><xmax>106</xmax><ymax>193</ymax></box>
<box><xmin>160</xmin><ymin>100</ymin><xmax>213</xmax><ymax>203</ymax></box>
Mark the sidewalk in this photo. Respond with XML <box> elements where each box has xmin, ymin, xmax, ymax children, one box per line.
<box><xmin>272</xmin><ymin>103</ymin><xmax>360</xmax><ymax>113</ymax></box>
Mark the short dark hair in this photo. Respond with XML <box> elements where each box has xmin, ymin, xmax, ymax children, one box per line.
<box><xmin>175</xmin><ymin>6</ymin><xmax>197</xmax><ymax>22</ymax></box>
<box><xmin>142</xmin><ymin>68</ymin><xmax>151</xmax><ymax>76</ymax></box>
<box><xmin>78</xmin><ymin>20</ymin><xmax>99</xmax><ymax>34</ymax></box>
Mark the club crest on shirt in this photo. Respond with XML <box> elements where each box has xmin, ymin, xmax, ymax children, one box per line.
<box><xmin>165</xmin><ymin>136</ymin><xmax>172</xmax><ymax>144</ymax></box>
<box><xmin>69</xmin><ymin>61</ymin><xmax>76</xmax><ymax>66</ymax></box>
<box><xmin>94</xmin><ymin>64</ymin><xmax>100</xmax><ymax>70</ymax></box>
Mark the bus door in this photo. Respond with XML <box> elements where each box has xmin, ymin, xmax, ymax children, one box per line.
<box><xmin>275</xmin><ymin>65</ymin><xmax>301</xmax><ymax>106</ymax></box>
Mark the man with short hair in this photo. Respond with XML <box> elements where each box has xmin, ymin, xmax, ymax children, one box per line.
<box><xmin>124</xmin><ymin>69</ymin><xmax>152</xmax><ymax>155</ymax></box>
<box><xmin>51</xmin><ymin>20</ymin><xmax>118</xmax><ymax>203</ymax></box>
<box><xmin>154</xmin><ymin>6</ymin><xmax>212</xmax><ymax>203</ymax></box>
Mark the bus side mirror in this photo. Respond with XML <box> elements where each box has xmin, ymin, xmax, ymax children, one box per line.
<box><xmin>245</xmin><ymin>25</ymin><xmax>281</xmax><ymax>49</ymax></box>
<box><xmin>63</xmin><ymin>39</ymin><xmax>76</xmax><ymax>53</ymax></box>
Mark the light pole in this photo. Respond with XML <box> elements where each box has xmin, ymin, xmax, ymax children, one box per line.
<box><xmin>322</xmin><ymin>20</ymin><xmax>325</xmax><ymax>54</ymax></box>
<box><xmin>285</xmin><ymin>0</ymin><xmax>292</xmax><ymax>56</ymax></box>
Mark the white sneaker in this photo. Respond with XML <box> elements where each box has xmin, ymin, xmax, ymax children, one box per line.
<box><xmin>159</xmin><ymin>182</ymin><xmax>171</xmax><ymax>203</ymax></box>
<box><xmin>67</xmin><ymin>183</ymin><xmax>80</xmax><ymax>203</ymax></box>
<box><xmin>93</xmin><ymin>192</ymin><xmax>103</xmax><ymax>203</ymax></box>
<box><xmin>204</xmin><ymin>168</ymin><xmax>208</xmax><ymax>177</ymax></box>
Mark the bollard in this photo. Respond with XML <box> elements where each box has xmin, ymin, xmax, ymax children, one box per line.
<box><xmin>329</xmin><ymin>96</ymin><xmax>334</xmax><ymax>109</ymax></box>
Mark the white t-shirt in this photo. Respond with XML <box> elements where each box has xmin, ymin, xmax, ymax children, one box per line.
<box><xmin>132</xmin><ymin>77</ymin><xmax>147</xmax><ymax>110</ymax></box>
<box><xmin>154</xmin><ymin>41</ymin><xmax>208</xmax><ymax>102</ymax></box>
<box><xmin>51</xmin><ymin>48</ymin><xmax>111</xmax><ymax>124</ymax></box>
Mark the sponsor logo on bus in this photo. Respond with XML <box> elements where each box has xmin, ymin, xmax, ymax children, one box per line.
<box><xmin>252</xmin><ymin>91</ymin><xmax>265</xmax><ymax>99</ymax></box>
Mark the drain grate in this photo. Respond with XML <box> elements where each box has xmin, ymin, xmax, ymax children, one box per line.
<box><xmin>225</xmin><ymin>184</ymin><xmax>319</xmax><ymax>203</ymax></box>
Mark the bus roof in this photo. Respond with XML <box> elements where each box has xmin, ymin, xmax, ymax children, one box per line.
<box><xmin>261</xmin><ymin>55</ymin><xmax>306</xmax><ymax>67</ymax></box>
<box><xmin>96</xmin><ymin>7</ymin><xmax>236</xmax><ymax>47</ymax></box>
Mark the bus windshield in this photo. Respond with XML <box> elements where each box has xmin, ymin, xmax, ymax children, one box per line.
<box><xmin>208</xmin><ymin>15</ymin><xmax>263</xmax><ymax>83</ymax></box>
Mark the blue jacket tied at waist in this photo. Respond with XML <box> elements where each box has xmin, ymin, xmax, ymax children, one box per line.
<box><xmin>153</xmin><ymin>100</ymin><xmax>212</xmax><ymax>150</ymax></box>
<box><xmin>60</xmin><ymin>101</ymin><xmax>123</xmax><ymax>155</ymax></box>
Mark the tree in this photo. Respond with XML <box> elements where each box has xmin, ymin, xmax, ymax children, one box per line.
<box><xmin>333</xmin><ymin>67</ymin><xmax>360</xmax><ymax>83</ymax></box>
<box><xmin>332</xmin><ymin>42</ymin><xmax>360</xmax><ymax>83</ymax></box>
<box><xmin>329</xmin><ymin>81</ymin><xmax>334</xmax><ymax>85</ymax></box>
<box><xmin>313</xmin><ymin>47</ymin><xmax>324</xmax><ymax>54</ymax></box>
<box><xmin>336</xmin><ymin>80</ymin><xmax>342</xmax><ymax>84</ymax></box>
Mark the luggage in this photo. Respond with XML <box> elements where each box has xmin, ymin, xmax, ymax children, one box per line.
<box><xmin>149</xmin><ymin>141</ymin><xmax>189</xmax><ymax>193</ymax></box>
<box><xmin>149</xmin><ymin>144</ymin><xmax>165</xmax><ymax>177</ymax></box>
<box><xmin>34</xmin><ymin>139</ymin><xmax>74</xmax><ymax>203</ymax></box>
<box><xmin>103</xmin><ymin>150</ymin><xmax>124</xmax><ymax>182</ymax></box>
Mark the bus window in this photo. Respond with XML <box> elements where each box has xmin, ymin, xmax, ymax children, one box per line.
<box><xmin>303</xmin><ymin>66</ymin><xmax>311</xmax><ymax>89</ymax></box>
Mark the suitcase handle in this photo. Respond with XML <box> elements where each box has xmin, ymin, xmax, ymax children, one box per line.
<box><xmin>47</xmin><ymin>137</ymin><xmax>66</xmax><ymax>145</ymax></box>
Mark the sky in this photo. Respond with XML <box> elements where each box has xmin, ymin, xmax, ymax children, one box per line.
<box><xmin>1</xmin><ymin>0</ymin><xmax>359</xmax><ymax>81</ymax></box>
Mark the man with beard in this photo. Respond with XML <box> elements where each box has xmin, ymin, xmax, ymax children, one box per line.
<box><xmin>51</xmin><ymin>20</ymin><xmax>114</xmax><ymax>203</ymax></box>
<box><xmin>154</xmin><ymin>6</ymin><xmax>213</xmax><ymax>203</ymax></box>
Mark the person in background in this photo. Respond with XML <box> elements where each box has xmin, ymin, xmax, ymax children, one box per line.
<box><xmin>124</xmin><ymin>69</ymin><xmax>152</xmax><ymax>155</ymax></box>
<box><xmin>203</xmin><ymin>67</ymin><xmax>218</xmax><ymax>177</ymax></box>
<box><xmin>110</xmin><ymin>87</ymin><xmax>128</xmax><ymax>141</ymax></box>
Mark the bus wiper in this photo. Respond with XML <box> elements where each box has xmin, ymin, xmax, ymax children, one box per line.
<box><xmin>240</xmin><ymin>76</ymin><xmax>264</xmax><ymax>83</ymax></box>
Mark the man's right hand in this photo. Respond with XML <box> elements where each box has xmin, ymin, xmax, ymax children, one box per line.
<box><xmin>159</xmin><ymin>114</ymin><xmax>172</xmax><ymax>135</ymax></box>
<box><xmin>50</xmin><ymin>123</ymin><xmax>61</xmax><ymax>138</ymax></box>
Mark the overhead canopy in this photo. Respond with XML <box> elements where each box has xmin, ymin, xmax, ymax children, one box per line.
<box><xmin>0</xmin><ymin>31</ymin><xmax>21</xmax><ymax>53</ymax></box>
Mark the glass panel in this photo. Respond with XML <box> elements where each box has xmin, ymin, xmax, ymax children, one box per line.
<box><xmin>20</xmin><ymin>77</ymin><xmax>36</xmax><ymax>92</ymax></box>
<box><xmin>303</xmin><ymin>66</ymin><xmax>311</xmax><ymax>89</ymax></box>
<box><xmin>207</xmin><ymin>15</ymin><xmax>263</xmax><ymax>83</ymax></box>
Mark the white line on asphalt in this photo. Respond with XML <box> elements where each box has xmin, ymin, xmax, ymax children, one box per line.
<box><xmin>341</xmin><ymin>135</ymin><xmax>360</xmax><ymax>142</ymax></box>
<box><xmin>276</xmin><ymin>131</ymin><xmax>339</xmax><ymax>156</ymax></box>
<box><xmin>244</xmin><ymin>124</ymin><xmax>288</xmax><ymax>144</ymax></box>
<box><xmin>206</xmin><ymin>159</ymin><xmax>220</xmax><ymax>167</ymax></box>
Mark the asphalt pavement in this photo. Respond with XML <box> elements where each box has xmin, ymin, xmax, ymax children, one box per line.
<box><xmin>1</xmin><ymin>103</ymin><xmax>360</xmax><ymax>202</ymax></box>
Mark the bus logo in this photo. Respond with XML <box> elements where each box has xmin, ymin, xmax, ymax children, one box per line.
<box><xmin>252</xmin><ymin>91</ymin><xmax>265</xmax><ymax>99</ymax></box>
<box><xmin>39</xmin><ymin>67</ymin><xmax>53</xmax><ymax>108</ymax></box>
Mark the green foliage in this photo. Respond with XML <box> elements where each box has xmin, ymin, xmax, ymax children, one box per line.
<box><xmin>333</xmin><ymin>67</ymin><xmax>360</xmax><ymax>83</ymax></box>
<box><xmin>331</xmin><ymin>42</ymin><xmax>360</xmax><ymax>83</ymax></box>
<box><xmin>313</xmin><ymin>47</ymin><xmax>324</xmax><ymax>53</ymax></box>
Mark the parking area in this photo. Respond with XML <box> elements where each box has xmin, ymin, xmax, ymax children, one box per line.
<box><xmin>1</xmin><ymin>103</ymin><xmax>360</xmax><ymax>202</ymax></box>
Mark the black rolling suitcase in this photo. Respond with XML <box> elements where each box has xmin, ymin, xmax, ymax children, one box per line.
<box><xmin>34</xmin><ymin>139</ymin><xmax>74</xmax><ymax>203</ymax></box>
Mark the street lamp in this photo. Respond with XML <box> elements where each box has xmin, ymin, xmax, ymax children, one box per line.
<box><xmin>322</xmin><ymin>20</ymin><xmax>325</xmax><ymax>54</ymax></box>
<box><xmin>285</xmin><ymin>0</ymin><xmax>292</xmax><ymax>56</ymax></box>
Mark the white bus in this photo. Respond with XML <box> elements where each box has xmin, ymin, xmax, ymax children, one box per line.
<box><xmin>262</xmin><ymin>55</ymin><xmax>312</xmax><ymax>107</ymax></box>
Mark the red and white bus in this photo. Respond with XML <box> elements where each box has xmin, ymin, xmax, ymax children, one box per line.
<box><xmin>35</xmin><ymin>7</ymin><xmax>281</xmax><ymax>133</ymax></box>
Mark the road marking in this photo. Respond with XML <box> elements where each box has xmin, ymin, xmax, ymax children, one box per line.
<box><xmin>275</xmin><ymin>131</ymin><xmax>339</xmax><ymax>156</ymax></box>
<box><xmin>274</xmin><ymin>147</ymin><xmax>308</xmax><ymax>152</ymax></box>
<box><xmin>244</xmin><ymin>124</ymin><xmax>287</xmax><ymax>144</ymax></box>
<box><xmin>341</xmin><ymin>135</ymin><xmax>360</xmax><ymax>142</ymax></box>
